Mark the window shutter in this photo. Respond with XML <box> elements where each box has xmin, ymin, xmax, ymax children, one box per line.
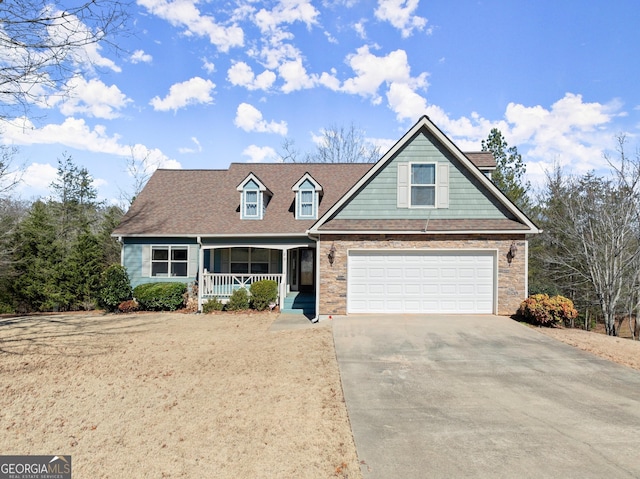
<box><xmin>141</xmin><ymin>245</ymin><xmax>150</xmax><ymax>277</ymax></box>
<box><xmin>437</xmin><ymin>163</ymin><xmax>449</xmax><ymax>208</ymax></box>
<box><xmin>188</xmin><ymin>245</ymin><xmax>199</xmax><ymax>278</ymax></box>
<box><xmin>397</xmin><ymin>163</ymin><xmax>409</xmax><ymax>208</ymax></box>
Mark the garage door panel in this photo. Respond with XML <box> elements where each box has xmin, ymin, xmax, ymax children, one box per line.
<box><xmin>348</xmin><ymin>251</ymin><xmax>495</xmax><ymax>314</ymax></box>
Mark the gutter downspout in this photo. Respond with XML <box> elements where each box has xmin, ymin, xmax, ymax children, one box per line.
<box><xmin>197</xmin><ymin>236</ymin><xmax>203</xmax><ymax>313</ymax></box>
<box><xmin>307</xmin><ymin>232</ymin><xmax>320</xmax><ymax>323</ymax></box>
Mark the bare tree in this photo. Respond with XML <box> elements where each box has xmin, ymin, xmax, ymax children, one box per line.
<box><xmin>542</xmin><ymin>138</ymin><xmax>640</xmax><ymax>336</ymax></box>
<box><xmin>119</xmin><ymin>146</ymin><xmax>154</xmax><ymax>206</ymax></box>
<box><xmin>280</xmin><ymin>123</ymin><xmax>380</xmax><ymax>163</ymax></box>
<box><xmin>0</xmin><ymin>0</ymin><xmax>129</xmax><ymax>118</ymax></box>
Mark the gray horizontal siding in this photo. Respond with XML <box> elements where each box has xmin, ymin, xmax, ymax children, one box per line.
<box><xmin>336</xmin><ymin>131</ymin><xmax>513</xmax><ymax>220</ymax></box>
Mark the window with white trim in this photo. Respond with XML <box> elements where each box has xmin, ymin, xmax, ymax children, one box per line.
<box><xmin>244</xmin><ymin>190</ymin><xmax>259</xmax><ymax>218</ymax></box>
<box><xmin>410</xmin><ymin>163</ymin><xmax>436</xmax><ymax>207</ymax></box>
<box><xmin>151</xmin><ymin>246</ymin><xmax>188</xmax><ymax>277</ymax></box>
<box><xmin>293</xmin><ymin>175</ymin><xmax>321</xmax><ymax>219</ymax></box>
<box><xmin>299</xmin><ymin>190</ymin><xmax>315</xmax><ymax>218</ymax></box>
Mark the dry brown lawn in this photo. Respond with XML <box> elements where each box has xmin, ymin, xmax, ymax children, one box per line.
<box><xmin>0</xmin><ymin>312</ymin><xmax>361</xmax><ymax>478</ymax></box>
<box><xmin>534</xmin><ymin>323</ymin><xmax>640</xmax><ymax>371</ymax></box>
<box><xmin>3</xmin><ymin>311</ymin><xmax>639</xmax><ymax>479</ymax></box>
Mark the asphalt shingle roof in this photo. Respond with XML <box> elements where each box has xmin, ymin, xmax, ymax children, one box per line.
<box><xmin>113</xmin><ymin>152</ymin><xmax>502</xmax><ymax>237</ymax></box>
<box><xmin>113</xmin><ymin>163</ymin><xmax>373</xmax><ymax>236</ymax></box>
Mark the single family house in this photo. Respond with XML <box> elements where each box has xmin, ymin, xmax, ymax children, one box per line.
<box><xmin>112</xmin><ymin>116</ymin><xmax>540</xmax><ymax>319</ymax></box>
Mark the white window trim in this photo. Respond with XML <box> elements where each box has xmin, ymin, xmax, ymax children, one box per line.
<box><xmin>297</xmin><ymin>189</ymin><xmax>317</xmax><ymax>219</ymax></box>
<box><xmin>409</xmin><ymin>162</ymin><xmax>437</xmax><ymax>209</ymax></box>
<box><xmin>150</xmin><ymin>245</ymin><xmax>189</xmax><ymax>278</ymax></box>
<box><xmin>243</xmin><ymin>189</ymin><xmax>260</xmax><ymax>219</ymax></box>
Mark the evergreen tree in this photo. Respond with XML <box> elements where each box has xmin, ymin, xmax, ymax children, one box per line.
<box><xmin>60</xmin><ymin>230</ymin><xmax>103</xmax><ymax>310</ymax></box>
<box><xmin>11</xmin><ymin>201</ymin><xmax>62</xmax><ymax>311</ymax></box>
<box><xmin>481</xmin><ymin>129</ymin><xmax>531</xmax><ymax>212</ymax></box>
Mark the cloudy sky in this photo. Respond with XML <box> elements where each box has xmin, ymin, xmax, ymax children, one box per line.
<box><xmin>3</xmin><ymin>0</ymin><xmax>639</xmax><ymax>204</ymax></box>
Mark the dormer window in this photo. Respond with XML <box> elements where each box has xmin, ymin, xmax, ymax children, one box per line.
<box><xmin>244</xmin><ymin>188</ymin><xmax>259</xmax><ymax>218</ymax></box>
<box><xmin>237</xmin><ymin>173</ymin><xmax>271</xmax><ymax>220</ymax></box>
<box><xmin>292</xmin><ymin>173</ymin><xmax>322</xmax><ymax>220</ymax></box>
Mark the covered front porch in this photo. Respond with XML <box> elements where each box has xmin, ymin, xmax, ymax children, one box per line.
<box><xmin>198</xmin><ymin>238</ymin><xmax>317</xmax><ymax>314</ymax></box>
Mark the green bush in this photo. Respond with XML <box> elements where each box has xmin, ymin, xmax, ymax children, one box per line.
<box><xmin>0</xmin><ymin>302</ymin><xmax>14</xmax><ymax>314</ymax></box>
<box><xmin>133</xmin><ymin>282</ymin><xmax>186</xmax><ymax>311</ymax></box>
<box><xmin>98</xmin><ymin>265</ymin><xmax>132</xmax><ymax>312</ymax></box>
<box><xmin>202</xmin><ymin>297</ymin><xmax>224</xmax><ymax>313</ymax></box>
<box><xmin>249</xmin><ymin>280</ymin><xmax>278</xmax><ymax>311</ymax></box>
<box><xmin>226</xmin><ymin>287</ymin><xmax>249</xmax><ymax>311</ymax></box>
<box><xmin>518</xmin><ymin>294</ymin><xmax>578</xmax><ymax>326</ymax></box>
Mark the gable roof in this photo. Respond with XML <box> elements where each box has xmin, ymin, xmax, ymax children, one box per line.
<box><xmin>113</xmin><ymin>162</ymin><xmax>372</xmax><ymax>237</ymax></box>
<box><xmin>310</xmin><ymin>115</ymin><xmax>540</xmax><ymax>234</ymax></box>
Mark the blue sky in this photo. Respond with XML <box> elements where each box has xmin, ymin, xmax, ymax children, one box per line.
<box><xmin>3</xmin><ymin>0</ymin><xmax>639</xmax><ymax>204</ymax></box>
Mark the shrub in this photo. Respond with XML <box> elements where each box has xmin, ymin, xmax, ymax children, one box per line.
<box><xmin>118</xmin><ymin>299</ymin><xmax>139</xmax><ymax>313</ymax></box>
<box><xmin>133</xmin><ymin>282</ymin><xmax>187</xmax><ymax>311</ymax></box>
<box><xmin>0</xmin><ymin>302</ymin><xmax>13</xmax><ymax>314</ymax></box>
<box><xmin>249</xmin><ymin>280</ymin><xmax>278</xmax><ymax>311</ymax></box>
<box><xmin>202</xmin><ymin>297</ymin><xmax>224</xmax><ymax>313</ymax></box>
<box><xmin>518</xmin><ymin>294</ymin><xmax>578</xmax><ymax>326</ymax></box>
<box><xmin>98</xmin><ymin>265</ymin><xmax>132</xmax><ymax>312</ymax></box>
<box><xmin>226</xmin><ymin>287</ymin><xmax>249</xmax><ymax>311</ymax></box>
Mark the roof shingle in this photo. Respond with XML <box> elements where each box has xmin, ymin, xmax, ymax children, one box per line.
<box><xmin>113</xmin><ymin>163</ymin><xmax>373</xmax><ymax>236</ymax></box>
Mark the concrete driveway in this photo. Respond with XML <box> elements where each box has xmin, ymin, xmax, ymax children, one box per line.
<box><xmin>332</xmin><ymin>314</ymin><xmax>640</xmax><ymax>479</ymax></box>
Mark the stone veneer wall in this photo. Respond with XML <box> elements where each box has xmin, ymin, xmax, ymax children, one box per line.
<box><xmin>318</xmin><ymin>234</ymin><xmax>527</xmax><ymax>317</ymax></box>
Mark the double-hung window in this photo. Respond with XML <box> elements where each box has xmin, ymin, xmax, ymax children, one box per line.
<box><xmin>292</xmin><ymin>174</ymin><xmax>322</xmax><ymax>219</ymax></box>
<box><xmin>299</xmin><ymin>190</ymin><xmax>314</xmax><ymax>218</ymax></box>
<box><xmin>151</xmin><ymin>246</ymin><xmax>188</xmax><ymax>277</ymax></box>
<box><xmin>244</xmin><ymin>190</ymin><xmax>259</xmax><ymax>218</ymax></box>
<box><xmin>410</xmin><ymin>163</ymin><xmax>436</xmax><ymax>207</ymax></box>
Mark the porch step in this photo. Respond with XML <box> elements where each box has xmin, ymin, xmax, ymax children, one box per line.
<box><xmin>281</xmin><ymin>292</ymin><xmax>316</xmax><ymax>315</ymax></box>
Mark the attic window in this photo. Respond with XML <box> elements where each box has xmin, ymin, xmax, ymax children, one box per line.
<box><xmin>299</xmin><ymin>190</ymin><xmax>315</xmax><ymax>218</ymax></box>
<box><xmin>410</xmin><ymin>163</ymin><xmax>436</xmax><ymax>207</ymax></box>
<box><xmin>244</xmin><ymin>190</ymin><xmax>259</xmax><ymax>218</ymax></box>
<box><xmin>292</xmin><ymin>174</ymin><xmax>322</xmax><ymax>220</ymax></box>
<box><xmin>237</xmin><ymin>173</ymin><xmax>270</xmax><ymax>220</ymax></box>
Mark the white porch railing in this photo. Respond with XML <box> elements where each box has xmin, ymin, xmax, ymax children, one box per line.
<box><xmin>201</xmin><ymin>272</ymin><xmax>284</xmax><ymax>301</ymax></box>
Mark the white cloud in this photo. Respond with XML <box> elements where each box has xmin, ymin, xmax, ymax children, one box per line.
<box><xmin>254</xmin><ymin>0</ymin><xmax>319</xmax><ymax>32</ymax></box>
<box><xmin>1</xmin><ymin>116</ymin><xmax>179</xmax><ymax>169</ymax></box>
<box><xmin>234</xmin><ymin>103</ymin><xmax>288</xmax><ymax>135</ymax></box>
<box><xmin>386</xmin><ymin>82</ymin><xmax>427</xmax><ymax>121</ymax></box>
<box><xmin>279</xmin><ymin>58</ymin><xmax>317</xmax><ymax>93</ymax></box>
<box><xmin>242</xmin><ymin>145</ymin><xmax>279</xmax><ymax>163</ymax></box>
<box><xmin>131</xmin><ymin>49</ymin><xmax>153</xmax><ymax>64</ymax></box>
<box><xmin>58</xmin><ymin>76</ymin><xmax>131</xmax><ymax>119</ymax></box>
<box><xmin>340</xmin><ymin>45</ymin><xmax>428</xmax><ymax>118</ymax></box>
<box><xmin>354</xmin><ymin>20</ymin><xmax>367</xmax><ymax>39</ymax></box>
<box><xmin>150</xmin><ymin>77</ymin><xmax>216</xmax><ymax>112</ymax></box>
<box><xmin>227</xmin><ymin>62</ymin><xmax>276</xmax><ymax>90</ymax></box>
<box><xmin>423</xmin><ymin>93</ymin><xmax>626</xmax><ymax>187</ymax></box>
<box><xmin>178</xmin><ymin>137</ymin><xmax>202</xmax><ymax>154</ymax></box>
<box><xmin>202</xmin><ymin>58</ymin><xmax>216</xmax><ymax>74</ymax></box>
<box><xmin>19</xmin><ymin>162</ymin><xmax>58</xmax><ymax>193</ymax></box>
<box><xmin>47</xmin><ymin>9</ymin><xmax>121</xmax><ymax>72</ymax></box>
<box><xmin>375</xmin><ymin>0</ymin><xmax>428</xmax><ymax>38</ymax></box>
<box><xmin>136</xmin><ymin>0</ymin><xmax>244</xmax><ymax>52</ymax></box>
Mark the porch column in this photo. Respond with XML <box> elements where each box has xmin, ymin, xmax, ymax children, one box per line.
<box><xmin>197</xmin><ymin>244</ymin><xmax>204</xmax><ymax>312</ymax></box>
<box><xmin>280</xmin><ymin>248</ymin><xmax>287</xmax><ymax>310</ymax></box>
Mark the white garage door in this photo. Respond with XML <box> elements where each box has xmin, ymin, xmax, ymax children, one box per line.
<box><xmin>347</xmin><ymin>250</ymin><xmax>495</xmax><ymax>314</ymax></box>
